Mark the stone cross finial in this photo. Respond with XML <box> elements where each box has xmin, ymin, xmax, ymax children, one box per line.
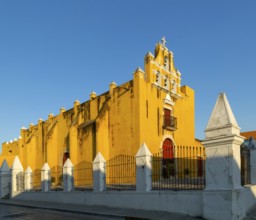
<box><xmin>161</xmin><ymin>37</ymin><xmax>166</xmax><ymax>46</ymax></box>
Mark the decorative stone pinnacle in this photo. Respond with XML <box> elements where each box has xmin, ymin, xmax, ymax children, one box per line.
<box><xmin>25</xmin><ymin>166</ymin><xmax>32</xmax><ymax>173</ymax></box>
<box><xmin>206</xmin><ymin>93</ymin><xmax>239</xmax><ymax>130</ymax></box>
<box><xmin>74</xmin><ymin>100</ymin><xmax>80</xmax><ymax>105</ymax></box>
<box><xmin>90</xmin><ymin>91</ymin><xmax>97</xmax><ymax>100</ymax></box>
<box><xmin>12</xmin><ymin>156</ymin><xmax>23</xmax><ymax>170</ymax></box>
<box><xmin>63</xmin><ymin>158</ymin><xmax>74</xmax><ymax>168</ymax></box>
<box><xmin>93</xmin><ymin>152</ymin><xmax>106</xmax><ymax>163</ymax></box>
<box><xmin>42</xmin><ymin>162</ymin><xmax>50</xmax><ymax>171</ymax></box>
<box><xmin>146</xmin><ymin>51</ymin><xmax>154</xmax><ymax>57</ymax></box>
<box><xmin>205</xmin><ymin>92</ymin><xmax>241</xmax><ymax>138</ymax></box>
<box><xmin>136</xmin><ymin>67</ymin><xmax>144</xmax><ymax>73</ymax></box>
<box><xmin>1</xmin><ymin>160</ymin><xmax>10</xmax><ymax>171</ymax></box>
<box><xmin>135</xmin><ymin>142</ymin><xmax>152</xmax><ymax>157</ymax></box>
<box><xmin>110</xmin><ymin>81</ymin><xmax>117</xmax><ymax>86</ymax></box>
<box><xmin>60</xmin><ymin>107</ymin><xmax>66</xmax><ymax>113</ymax></box>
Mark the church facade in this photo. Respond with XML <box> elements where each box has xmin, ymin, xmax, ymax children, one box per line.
<box><xmin>0</xmin><ymin>39</ymin><xmax>203</xmax><ymax>184</ymax></box>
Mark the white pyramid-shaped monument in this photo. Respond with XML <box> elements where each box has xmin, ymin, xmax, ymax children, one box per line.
<box><xmin>205</xmin><ymin>93</ymin><xmax>240</xmax><ymax>138</ymax></box>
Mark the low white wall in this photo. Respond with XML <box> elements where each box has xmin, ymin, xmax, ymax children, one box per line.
<box><xmin>11</xmin><ymin>187</ymin><xmax>256</xmax><ymax>219</ymax></box>
<box><xmin>13</xmin><ymin>190</ymin><xmax>202</xmax><ymax>217</ymax></box>
<box><xmin>235</xmin><ymin>185</ymin><xmax>256</xmax><ymax>217</ymax></box>
<box><xmin>203</xmin><ymin>186</ymin><xmax>256</xmax><ymax>220</ymax></box>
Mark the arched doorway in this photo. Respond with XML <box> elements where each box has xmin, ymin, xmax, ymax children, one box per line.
<box><xmin>162</xmin><ymin>138</ymin><xmax>174</xmax><ymax>178</ymax></box>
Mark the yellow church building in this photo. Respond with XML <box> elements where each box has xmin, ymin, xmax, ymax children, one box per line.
<box><xmin>0</xmin><ymin>38</ymin><xmax>204</xmax><ymax>188</ymax></box>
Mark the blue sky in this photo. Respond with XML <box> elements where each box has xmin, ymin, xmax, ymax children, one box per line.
<box><xmin>0</xmin><ymin>1</ymin><xmax>256</xmax><ymax>151</ymax></box>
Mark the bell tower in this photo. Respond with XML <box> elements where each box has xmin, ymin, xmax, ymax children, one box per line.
<box><xmin>144</xmin><ymin>37</ymin><xmax>182</xmax><ymax>99</ymax></box>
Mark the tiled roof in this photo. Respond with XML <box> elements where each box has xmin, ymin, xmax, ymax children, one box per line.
<box><xmin>241</xmin><ymin>131</ymin><xmax>256</xmax><ymax>140</ymax></box>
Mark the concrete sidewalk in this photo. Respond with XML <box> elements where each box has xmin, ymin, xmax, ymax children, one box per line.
<box><xmin>0</xmin><ymin>199</ymin><xmax>201</xmax><ymax>220</ymax></box>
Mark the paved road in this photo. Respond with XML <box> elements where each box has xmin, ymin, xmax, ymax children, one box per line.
<box><xmin>0</xmin><ymin>204</ymin><xmax>123</xmax><ymax>220</ymax></box>
<box><xmin>1</xmin><ymin>199</ymin><xmax>255</xmax><ymax>220</ymax></box>
<box><xmin>0</xmin><ymin>199</ymin><xmax>201</xmax><ymax>220</ymax></box>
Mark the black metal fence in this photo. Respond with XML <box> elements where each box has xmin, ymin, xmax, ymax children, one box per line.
<box><xmin>32</xmin><ymin>169</ymin><xmax>41</xmax><ymax>191</ymax></box>
<box><xmin>51</xmin><ymin>167</ymin><xmax>63</xmax><ymax>191</ymax></box>
<box><xmin>241</xmin><ymin>146</ymin><xmax>251</xmax><ymax>186</ymax></box>
<box><xmin>11</xmin><ymin>143</ymin><xmax>254</xmax><ymax>191</ymax></box>
<box><xmin>16</xmin><ymin>172</ymin><xmax>24</xmax><ymax>191</ymax></box>
<box><xmin>105</xmin><ymin>154</ymin><xmax>136</xmax><ymax>190</ymax></box>
<box><xmin>152</xmin><ymin>149</ymin><xmax>205</xmax><ymax>190</ymax></box>
<box><xmin>73</xmin><ymin>161</ymin><xmax>93</xmax><ymax>191</ymax></box>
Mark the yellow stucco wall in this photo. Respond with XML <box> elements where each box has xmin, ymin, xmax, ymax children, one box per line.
<box><xmin>0</xmin><ymin>40</ymin><xmax>204</xmax><ymax>182</ymax></box>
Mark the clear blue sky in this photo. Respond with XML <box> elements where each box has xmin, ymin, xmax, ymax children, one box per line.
<box><xmin>0</xmin><ymin>1</ymin><xmax>256</xmax><ymax>152</ymax></box>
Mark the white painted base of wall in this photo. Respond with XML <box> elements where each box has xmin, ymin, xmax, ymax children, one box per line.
<box><xmin>203</xmin><ymin>186</ymin><xmax>256</xmax><ymax>220</ymax></box>
<box><xmin>13</xmin><ymin>190</ymin><xmax>202</xmax><ymax>217</ymax></box>
<box><xmin>12</xmin><ymin>186</ymin><xmax>256</xmax><ymax>220</ymax></box>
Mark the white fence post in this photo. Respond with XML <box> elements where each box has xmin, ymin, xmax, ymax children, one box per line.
<box><xmin>135</xmin><ymin>143</ymin><xmax>152</xmax><ymax>192</ymax></box>
<box><xmin>41</xmin><ymin>163</ymin><xmax>51</xmax><ymax>192</ymax></box>
<box><xmin>202</xmin><ymin>93</ymin><xmax>244</xmax><ymax>220</ymax></box>
<box><xmin>24</xmin><ymin>166</ymin><xmax>33</xmax><ymax>191</ymax></box>
<box><xmin>93</xmin><ymin>152</ymin><xmax>106</xmax><ymax>192</ymax></box>
<box><xmin>0</xmin><ymin>160</ymin><xmax>11</xmax><ymax>198</ymax></box>
<box><xmin>11</xmin><ymin>156</ymin><xmax>24</xmax><ymax>198</ymax></box>
<box><xmin>63</xmin><ymin>159</ymin><xmax>74</xmax><ymax>192</ymax></box>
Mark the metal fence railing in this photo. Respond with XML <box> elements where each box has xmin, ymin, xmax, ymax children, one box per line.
<box><xmin>16</xmin><ymin>172</ymin><xmax>24</xmax><ymax>191</ymax></box>
<box><xmin>241</xmin><ymin>146</ymin><xmax>251</xmax><ymax>186</ymax></box>
<box><xmin>152</xmin><ymin>149</ymin><xmax>205</xmax><ymax>190</ymax></box>
<box><xmin>105</xmin><ymin>154</ymin><xmax>136</xmax><ymax>190</ymax></box>
<box><xmin>51</xmin><ymin>167</ymin><xmax>63</xmax><ymax>191</ymax></box>
<box><xmin>32</xmin><ymin>169</ymin><xmax>41</xmax><ymax>191</ymax></box>
<box><xmin>73</xmin><ymin>162</ymin><xmax>93</xmax><ymax>191</ymax></box>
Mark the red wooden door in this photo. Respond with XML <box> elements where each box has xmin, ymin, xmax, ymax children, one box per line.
<box><xmin>163</xmin><ymin>138</ymin><xmax>174</xmax><ymax>159</ymax></box>
<box><xmin>162</xmin><ymin>139</ymin><xmax>174</xmax><ymax>178</ymax></box>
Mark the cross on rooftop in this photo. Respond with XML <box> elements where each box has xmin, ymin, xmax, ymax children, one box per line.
<box><xmin>161</xmin><ymin>37</ymin><xmax>166</xmax><ymax>46</ymax></box>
